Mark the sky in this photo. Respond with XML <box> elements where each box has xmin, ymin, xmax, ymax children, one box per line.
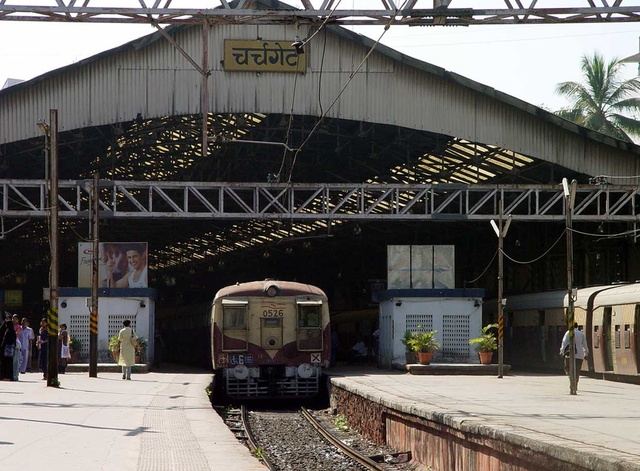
<box><xmin>1</xmin><ymin>15</ymin><xmax>640</xmax><ymax>112</ymax></box>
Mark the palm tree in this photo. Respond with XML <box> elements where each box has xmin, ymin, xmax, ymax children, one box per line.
<box><xmin>555</xmin><ymin>53</ymin><xmax>640</xmax><ymax>142</ymax></box>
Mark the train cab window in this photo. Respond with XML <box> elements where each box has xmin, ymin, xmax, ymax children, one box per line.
<box><xmin>297</xmin><ymin>300</ymin><xmax>323</xmax><ymax>351</ymax></box>
<box><xmin>624</xmin><ymin>325</ymin><xmax>631</xmax><ymax>349</ymax></box>
<box><xmin>223</xmin><ymin>305</ymin><xmax>247</xmax><ymax>329</ymax></box>
<box><xmin>221</xmin><ymin>300</ymin><xmax>249</xmax><ymax>351</ymax></box>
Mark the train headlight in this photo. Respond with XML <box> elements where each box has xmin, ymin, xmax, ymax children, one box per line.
<box><xmin>249</xmin><ymin>367</ymin><xmax>260</xmax><ymax>378</ymax></box>
<box><xmin>298</xmin><ymin>363</ymin><xmax>314</xmax><ymax>379</ymax></box>
<box><xmin>285</xmin><ymin>366</ymin><xmax>296</xmax><ymax>377</ymax></box>
<box><xmin>233</xmin><ymin>364</ymin><xmax>249</xmax><ymax>380</ymax></box>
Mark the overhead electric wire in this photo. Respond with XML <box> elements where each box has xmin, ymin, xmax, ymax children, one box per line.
<box><xmin>466</xmin><ymin>248</ymin><xmax>498</xmax><ymax>284</ymax></box>
<box><xmin>501</xmin><ymin>229</ymin><xmax>567</xmax><ymax>265</ymax></box>
<box><xmin>286</xmin><ymin>0</ymin><xmax>408</xmax><ymax>183</ymax></box>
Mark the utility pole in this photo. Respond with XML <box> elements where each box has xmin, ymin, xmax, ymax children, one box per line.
<box><xmin>90</xmin><ymin>172</ymin><xmax>99</xmax><ymax>377</ymax></box>
<box><xmin>563</xmin><ymin>178</ymin><xmax>578</xmax><ymax>395</ymax></box>
<box><xmin>490</xmin><ymin>200</ymin><xmax>511</xmax><ymax>379</ymax></box>
<box><xmin>47</xmin><ymin>109</ymin><xmax>59</xmax><ymax>387</ymax></box>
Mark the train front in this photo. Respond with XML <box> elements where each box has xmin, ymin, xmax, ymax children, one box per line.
<box><xmin>211</xmin><ymin>280</ymin><xmax>330</xmax><ymax>399</ymax></box>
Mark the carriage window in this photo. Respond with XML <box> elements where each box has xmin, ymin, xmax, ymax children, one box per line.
<box><xmin>223</xmin><ymin>305</ymin><xmax>247</xmax><ymax>329</ymax></box>
<box><xmin>298</xmin><ymin>304</ymin><xmax>321</xmax><ymax>328</ymax></box>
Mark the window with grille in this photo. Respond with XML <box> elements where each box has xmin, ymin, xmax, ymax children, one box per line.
<box><xmin>406</xmin><ymin>314</ymin><xmax>433</xmax><ymax>333</ymax></box>
<box><xmin>69</xmin><ymin>315</ymin><xmax>90</xmax><ymax>359</ymax></box>
<box><xmin>442</xmin><ymin>315</ymin><xmax>470</xmax><ymax>357</ymax></box>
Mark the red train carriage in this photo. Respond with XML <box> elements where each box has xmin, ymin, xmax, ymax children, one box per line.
<box><xmin>211</xmin><ymin>279</ymin><xmax>331</xmax><ymax>399</ymax></box>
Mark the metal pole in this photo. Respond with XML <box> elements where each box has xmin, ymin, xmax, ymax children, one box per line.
<box><xmin>47</xmin><ymin>108</ymin><xmax>59</xmax><ymax>387</ymax></box>
<box><xmin>566</xmin><ymin>184</ymin><xmax>576</xmax><ymax>395</ymax></box>
<box><xmin>201</xmin><ymin>20</ymin><xmax>209</xmax><ymax>158</ymax></box>
<box><xmin>497</xmin><ymin>200</ymin><xmax>504</xmax><ymax>378</ymax></box>
<box><xmin>89</xmin><ymin>172</ymin><xmax>99</xmax><ymax>377</ymax></box>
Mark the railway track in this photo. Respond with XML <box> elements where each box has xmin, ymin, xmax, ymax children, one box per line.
<box><xmin>235</xmin><ymin>406</ymin><xmax>413</xmax><ymax>471</ymax></box>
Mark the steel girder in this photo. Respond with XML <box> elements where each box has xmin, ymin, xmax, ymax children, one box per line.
<box><xmin>1</xmin><ymin>180</ymin><xmax>637</xmax><ymax>222</ymax></box>
<box><xmin>1</xmin><ymin>0</ymin><xmax>640</xmax><ymax>25</ymax></box>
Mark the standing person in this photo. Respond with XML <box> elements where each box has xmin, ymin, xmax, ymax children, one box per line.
<box><xmin>1</xmin><ymin>315</ymin><xmax>17</xmax><ymax>380</ymax></box>
<box><xmin>559</xmin><ymin>322</ymin><xmax>589</xmax><ymax>388</ymax></box>
<box><xmin>109</xmin><ymin>244</ymin><xmax>148</xmax><ymax>288</ymax></box>
<box><xmin>12</xmin><ymin>337</ymin><xmax>22</xmax><ymax>381</ymax></box>
<box><xmin>37</xmin><ymin>318</ymin><xmax>49</xmax><ymax>380</ymax></box>
<box><xmin>12</xmin><ymin>314</ymin><xmax>22</xmax><ymax>338</ymax></box>
<box><xmin>19</xmin><ymin>318</ymin><xmax>34</xmax><ymax>373</ymax></box>
<box><xmin>347</xmin><ymin>336</ymin><xmax>368</xmax><ymax>364</ymax></box>
<box><xmin>117</xmin><ymin>320</ymin><xmax>139</xmax><ymax>380</ymax></box>
<box><xmin>58</xmin><ymin>324</ymin><xmax>71</xmax><ymax>374</ymax></box>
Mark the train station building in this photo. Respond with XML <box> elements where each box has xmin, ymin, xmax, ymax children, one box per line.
<box><xmin>1</xmin><ymin>1</ymin><xmax>640</xmax><ymax>361</ymax></box>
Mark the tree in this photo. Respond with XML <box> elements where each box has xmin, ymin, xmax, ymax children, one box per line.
<box><xmin>555</xmin><ymin>53</ymin><xmax>640</xmax><ymax>142</ymax></box>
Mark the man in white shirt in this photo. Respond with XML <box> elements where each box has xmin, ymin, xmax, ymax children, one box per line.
<box><xmin>559</xmin><ymin>322</ymin><xmax>589</xmax><ymax>387</ymax></box>
<box><xmin>19</xmin><ymin>318</ymin><xmax>34</xmax><ymax>374</ymax></box>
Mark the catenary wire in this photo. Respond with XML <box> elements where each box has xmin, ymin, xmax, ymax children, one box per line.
<box><xmin>466</xmin><ymin>248</ymin><xmax>498</xmax><ymax>284</ymax></box>
<box><xmin>501</xmin><ymin>229</ymin><xmax>567</xmax><ymax>265</ymax></box>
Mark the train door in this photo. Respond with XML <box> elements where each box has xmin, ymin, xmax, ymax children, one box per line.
<box><xmin>635</xmin><ymin>305</ymin><xmax>640</xmax><ymax>374</ymax></box>
<box><xmin>538</xmin><ymin>310</ymin><xmax>546</xmax><ymax>364</ymax></box>
<box><xmin>603</xmin><ymin>307</ymin><xmax>614</xmax><ymax>371</ymax></box>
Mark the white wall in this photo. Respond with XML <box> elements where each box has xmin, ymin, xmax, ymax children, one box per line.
<box><xmin>379</xmin><ymin>296</ymin><xmax>483</xmax><ymax>368</ymax></box>
<box><xmin>57</xmin><ymin>296</ymin><xmax>155</xmax><ymax>363</ymax></box>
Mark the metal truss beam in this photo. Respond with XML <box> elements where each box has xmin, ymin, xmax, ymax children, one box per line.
<box><xmin>1</xmin><ymin>180</ymin><xmax>637</xmax><ymax>222</ymax></box>
<box><xmin>1</xmin><ymin>1</ymin><xmax>639</xmax><ymax>25</ymax></box>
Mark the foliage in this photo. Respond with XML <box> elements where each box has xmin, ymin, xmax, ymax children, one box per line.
<box><xmin>469</xmin><ymin>323</ymin><xmax>499</xmax><ymax>353</ymax></box>
<box><xmin>401</xmin><ymin>330</ymin><xmax>414</xmax><ymax>352</ymax></box>
<box><xmin>137</xmin><ymin>337</ymin><xmax>148</xmax><ymax>353</ymax></box>
<box><xmin>108</xmin><ymin>335</ymin><xmax>119</xmax><ymax>352</ymax></box>
<box><xmin>251</xmin><ymin>447</ymin><xmax>266</xmax><ymax>460</ymax></box>
<box><xmin>334</xmin><ymin>414</ymin><xmax>349</xmax><ymax>432</ymax></box>
<box><xmin>69</xmin><ymin>337</ymin><xmax>82</xmax><ymax>351</ymax></box>
<box><xmin>554</xmin><ymin>52</ymin><xmax>640</xmax><ymax>142</ymax></box>
<box><xmin>405</xmin><ymin>326</ymin><xmax>440</xmax><ymax>353</ymax></box>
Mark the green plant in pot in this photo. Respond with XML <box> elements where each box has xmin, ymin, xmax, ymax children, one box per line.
<box><xmin>469</xmin><ymin>323</ymin><xmax>498</xmax><ymax>364</ymax></box>
<box><xmin>406</xmin><ymin>327</ymin><xmax>440</xmax><ymax>365</ymax></box>
<box><xmin>69</xmin><ymin>337</ymin><xmax>82</xmax><ymax>363</ymax></box>
<box><xmin>401</xmin><ymin>330</ymin><xmax>418</xmax><ymax>364</ymax></box>
<box><xmin>108</xmin><ymin>335</ymin><xmax>120</xmax><ymax>362</ymax></box>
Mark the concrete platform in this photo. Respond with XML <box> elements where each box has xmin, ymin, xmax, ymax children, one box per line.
<box><xmin>0</xmin><ymin>367</ymin><xmax>265</xmax><ymax>471</ymax></box>
<box><xmin>328</xmin><ymin>366</ymin><xmax>640</xmax><ymax>470</ymax></box>
<box><xmin>405</xmin><ymin>362</ymin><xmax>511</xmax><ymax>375</ymax></box>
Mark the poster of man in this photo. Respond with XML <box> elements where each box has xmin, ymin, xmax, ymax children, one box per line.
<box><xmin>78</xmin><ymin>242</ymin><xmax>149</xmax><ymax>288</ymax></box>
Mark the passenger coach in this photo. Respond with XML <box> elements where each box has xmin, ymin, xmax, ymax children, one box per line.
<box><xmin>211</xmin><ymin>279</ymin><xmax>330</xmax><ymax>399</ymax></box>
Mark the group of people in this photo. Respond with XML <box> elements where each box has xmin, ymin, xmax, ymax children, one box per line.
<box><xmin>0</xmin><ymin>313</ymin><xmax>75</xmax><ymax>381</ymax></box>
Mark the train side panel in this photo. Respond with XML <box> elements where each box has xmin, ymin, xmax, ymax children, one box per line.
<box><xmin>501</xmin><ymin>284</ymin><xmax>640</xmax><ymax>383</ymax></box>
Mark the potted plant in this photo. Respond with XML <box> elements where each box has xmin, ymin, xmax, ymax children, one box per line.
<box><xmin>108</xmin><ymin>335</ymin><xmax>120</xmax><ymax>362</ymax></box>
<box><xmin>469</xmin><ymin>323</ymin><xmax>498</xmax><ymax>364</ymax></box>
<box><xmin>401</xmin><ymin>330</ymin><xmax>418</xmax><ymax>364</ymax></box>
<box><xmin>69</xmin><ymin>337</ymin><xmax>82</xmax><ymax>363</ymax></box>
<box><xmin>136</xmin><ymin>337</ymin><xmax>148</xmax><ymax>364</ymax></box>
<box><xmin>406</xmin><ymin>327</ymin><xmax>440</xmax><ymax>365</ymax></box>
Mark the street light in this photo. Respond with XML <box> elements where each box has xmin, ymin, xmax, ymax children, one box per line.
<box><xmin>490</xmin><ymin>199</ymin><xmax>511</xmax><ymax>379</ymax></box>
<box><xmin>562</xmin><ymin>177</ymin><xmax>578</xmax><ymax>395</ymax></box>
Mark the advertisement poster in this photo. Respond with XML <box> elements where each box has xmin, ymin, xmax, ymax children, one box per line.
<box><xmin>78</xmin><ymin>242</ymin><xmax>148</xmax><ymax>288</ymax></box>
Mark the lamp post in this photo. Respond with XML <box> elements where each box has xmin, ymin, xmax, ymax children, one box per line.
<box><xmin>39</xmin><ymin>109</ymin><xmax>59</xmax><ymax>387</ymax></box>
<box><xmin>562</xmin><ymin>178</ymin><xmax>578</xmax><ymax>395</ymax></box>
<box><xmin>490</xmin><ymin>200</ymin><xmax>511</xmax><ymax>378</ymax></box>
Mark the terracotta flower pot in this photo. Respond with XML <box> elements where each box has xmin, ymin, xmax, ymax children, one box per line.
<box><xmin>417</xmin><ymin>352</ymin><xmax>433</xmax><ymax>365</ymax></box>
<box><xmin>478</xmin><ymin>351</ymin><xmax>493</xmax><ymax>365</ymax></box>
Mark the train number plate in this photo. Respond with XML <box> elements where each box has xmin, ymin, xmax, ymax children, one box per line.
<box><xmin>219</xmin><ymin>353</ymin><xmax>254</xmax><ymax>366</ymax></box>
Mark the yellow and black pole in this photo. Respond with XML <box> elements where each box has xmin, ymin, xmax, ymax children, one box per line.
<box><xmin>89</xmin><ymin>172</ymin><xmax>99</xmax><ymax>378</ymax></box>
<box><xmin>563</xmin><ymin>178</ymin><xmax>577</xmax><ymax>395</ymax></box>
<box><xmin>47</xmin><ymin>108</ymin><xmax>59</xmax><ymax>387</ymax></box>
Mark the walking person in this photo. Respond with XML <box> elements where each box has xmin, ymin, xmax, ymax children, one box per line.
<box><xmin>559</xmin><ymin>322</ymin><xmax>589</xmax><ymax>389</ymax></box>
<box><xmin>12</xmin><ymin>337</ymin><xmax>22</xmax><ymax>381</ymax></box>
<box><xmin>19</xmin><ymin>318</ymin><xmax>34</xmax><ymax>373</ymax></box>
<box><xmin>117</xmin><ymin>320</ymin><xmax>139</xmax><ymax>380</ymax></box>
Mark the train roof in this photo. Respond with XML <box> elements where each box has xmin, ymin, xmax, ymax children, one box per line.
<box><xmin>214</xmin><ymin>279</ymin><xmax>327</xmax><ymax>300</ymax></box>
<box><xmin>583</xmin><ymin>282</ymin><xmax>640</xmax><ymax>308</ymax></box>
<box><xmin>494</xmin><ymin>283</ymin><xmax>640</xmax><ymax>312</ymax></box>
